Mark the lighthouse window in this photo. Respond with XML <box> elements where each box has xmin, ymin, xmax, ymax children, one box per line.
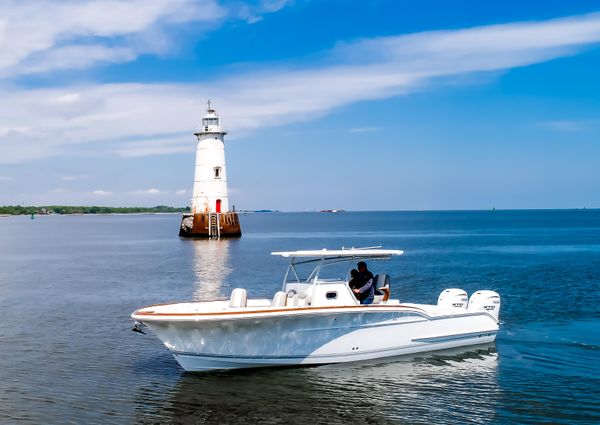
<box><xmin>214</xmin><ymin>167</ymin><xmax>222</xmax><ymax>179</ymax></box>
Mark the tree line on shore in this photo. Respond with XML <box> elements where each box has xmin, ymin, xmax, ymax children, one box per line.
<box><xmin>0</xmin><ymin>205</ymin><xmax>190</xmax><ymax>215</ymax></box>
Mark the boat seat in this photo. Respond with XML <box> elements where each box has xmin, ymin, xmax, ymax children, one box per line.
<box><xmin>229</xmin><ymin>288</ymin><xmax>248</xmax><ymax>308</ymax></box>
<box><xmin>287</xmin><ymin>292</ymin><xmax>299</xmax><ymax>307</ymax></box>
<box><xmin>374</xmin><ymin>274</ymin><xmax>391</xmax><ymax>302</ymax></box>
<box><xmin>295</xmin><ymin>292</ymin><xmax>312</xmax><ymax>307</ymax></box>
<box><xmin>272</xmin><ymin>291</ymin><xmax>287</xmax><ymax>307</ymax></box>
<box><xmin>296</xmin><ymin>293</ymin><xmax>308</xmax><ymax>307</ymax></box>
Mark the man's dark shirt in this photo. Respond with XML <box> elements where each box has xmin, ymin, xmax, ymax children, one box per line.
<box><xmin>356</xmin><ymin>270</ymin><xmax>375</xmax><ymax>302</ymax></box>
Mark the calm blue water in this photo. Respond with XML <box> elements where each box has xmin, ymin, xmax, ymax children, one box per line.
<box><xmin>0</xmin><ymin>211</ymin><xmax>598</xmax><ymax>424</ymax></box>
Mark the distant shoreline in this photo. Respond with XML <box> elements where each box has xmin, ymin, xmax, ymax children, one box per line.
<box><xmin>0</xmin><ymin>206</ymin><xmax>597</xmax><ymax>217</ymax></box>
<box><xmin>0</xmin><ymin>205</ymin><xmax>190</xmax><ymax>216</ymax></box>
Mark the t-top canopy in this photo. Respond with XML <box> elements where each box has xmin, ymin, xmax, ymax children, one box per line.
<box><xmin>271</xmin><ymin>248</ymin><xmax>404</xmax><ymax>258</ymax></box>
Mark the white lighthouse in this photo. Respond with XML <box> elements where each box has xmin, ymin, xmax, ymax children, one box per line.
<box><xmin>191</xmin><ymin>101</ymin><xmax>229</xmax><ymax>214</ymax></box>
<box><xmin>180</xmin><ymin>101</ymin><xmax>241</xmax><ymax>238</ymax></box>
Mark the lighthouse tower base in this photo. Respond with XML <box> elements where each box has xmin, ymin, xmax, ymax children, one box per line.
<box><xmin>179</xmin><ymin>212</ymin><xmax>242</xmax><ymax>238</ymax></box>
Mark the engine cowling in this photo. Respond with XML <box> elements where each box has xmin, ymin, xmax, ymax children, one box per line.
<box><xmin>468</xmin><ymin>290</ymin><xmax>501</xmax><ymax>320</ymax></box>
<box><xmin>437</xmin><ymin>288</ymin><xmax>468</xmax><ymax>311</ymax></box>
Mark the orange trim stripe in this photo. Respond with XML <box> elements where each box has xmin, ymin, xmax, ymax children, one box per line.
<box><xmin>133</xmin><ymin>304</ymin><xmax>427</xmax><ymax>317</ymax></box>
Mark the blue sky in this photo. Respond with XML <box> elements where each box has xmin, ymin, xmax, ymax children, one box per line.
<box><xmin>0</xmin><ymin>0</ymin><xmax>599</xmax><ymax>210</ymax></box>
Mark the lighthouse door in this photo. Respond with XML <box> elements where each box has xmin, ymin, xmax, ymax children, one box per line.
<box><xmin>216</xmin><ymin>199</ymin><xmax>222</xmax><ymax>213</ymax></box>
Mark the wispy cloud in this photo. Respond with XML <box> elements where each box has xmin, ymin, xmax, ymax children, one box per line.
<box><xmin>234</xmin><ymin>0</ymin><xmax>294</xmax><ymax>23</ymax></box>
<box><xmin>175</xmin><ymin>189</ymin><xmax>188</xmax><ymax>195</ymax></box>
<box><xmin>348</xmin><ymin>127</ymin><xmax>379</xmax><ymax>133</ymax></box>
<box><xmin>0</xmin><ymin>0</ymin><xmax>226</xmax><ymax>77</ymax></box>
<box><xmin>2</xmin><ymin>13</ymin><xmax>600</xmax><ymax>163</ymax></box>
<box><xmin>51</xmin><ymin>188</ymin><xmax>69</xmax><ymax>194</ymax></box>
<box><xmin>92</xmin><ymin>189</ymin><xmax>112</xmax><ymax>196</ymax></box>
<box><xmin>0</xmin><ymin>176</ymin><xmax>13</xmax><ymax>181</ymax></box>
<box><xmin>0</xmin><ymin>0</ymin><xmax>293</xmax><ymax>78</ymax></box>
<box><xmin>62</xmin><ymin>174</ymin><xmax>89</xmax><ymax>181</ymax></box>
<box><xmin>115</xmin><ymin>135</ymin><xmax>193</xmax><ymax>157</ymax></box>
<box><xmin>133</xmin><ymin>188</ymin><xmax>166</xmax><ymax>195</ymax></box>
<box><xmin>537</xmin><ymin>120</ymin><xmax>588</xmax><ymax>132</ymax></box>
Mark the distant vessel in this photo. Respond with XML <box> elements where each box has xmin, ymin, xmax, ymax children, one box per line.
<box><xmin>132</xmin><ymin>247</ymin><xmax>501</xmax><ymax>372</ymax></box>
<box><xmin>179</xmin><ymin>101</ymin><xmax>241</xmax><ymax>238</ymax></box>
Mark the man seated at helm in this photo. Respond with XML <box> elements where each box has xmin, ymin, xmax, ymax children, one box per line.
<box><xmin>352</xmin><ymin>261</ymin><xmax>375</xmax><ymax>305</ymax></box>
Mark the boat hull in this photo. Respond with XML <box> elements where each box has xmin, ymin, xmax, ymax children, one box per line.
<box><xmin>173</xmin><ymin>333</ymin><xmax>496</xmax><ymax>371</ymax></box>
<box><xmin>139</xmin><ymin>308</ymin><xmax>498</xmax><ymax>372</ymax></box>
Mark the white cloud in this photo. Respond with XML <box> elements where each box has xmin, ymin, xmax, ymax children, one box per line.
<box><xmin>0</xmin><ymin>0</ymin><xmax>293</xmax><ymax>78</ymax></box>
<box><xmin>175</xmin><ymin>189</ymin><xmax>188</xmax><ymax>195</ymax></box>
<box><xmin>0</xmin><ymin>176</ymin><xmax>13</xmax><ymax>181</ymax></box>
<box><xmin>1</xmin><ymin>13</ymin><xmax>600</xmax><ymax>163</ymax></box>
<box><xmin>259</xmin><ymin>0</ymin><xmax>293</xmax><ymax>13</ymax></box>
<box><xmin>16</xmin><ymin>45</ymin><xmax>138</xmax><ymax>76</ymax></box>
<box><xmin>115</xmin><ymin>135</ymin><xmax>193</xmax><ymax>157</ymax></box>
<box><xmin>62</xmin><ymin>174</ymin><xmax>89</xmax><ymax>181</ymax></box>
<box><xmin>0</xmin><ymin>126</ymin><xmax>31</xmax><ymax>137</ymax></box>
<box><xmin>0</xmin><ymin>0</ymin><xmax>227</xmax><ymax>77</ymax></box>
<box><xmin>235</xmin><ymin>0</ymin><xmax>294</xmax><ymax>23</ymax></box>
<box><xmin>133</xmin><ymin>188</ymin><xmax>165</xmax><ymax>195</ymax></box>
<box><xmin>348</xmin><ymin>127</ymin><xmax>379</xmax><ymax>133</ymax></box>
<box><xmin>50</xmin><ymin>93</ymin><xmax>82</xmax><ymax>105</ymax></box>
<box><xmin>92</xmin><ymin>189</ymin><xmax>112</xmax><ymax>196</ymax></box>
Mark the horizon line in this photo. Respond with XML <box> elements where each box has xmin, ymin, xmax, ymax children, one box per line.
<box><xmin>2</xmin><ymin>205</ymin><xmax>598</xmax><ymax>213</ymax></box>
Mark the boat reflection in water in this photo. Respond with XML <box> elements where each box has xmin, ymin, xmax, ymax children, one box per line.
<box><xmin>136</xmin><ymin>345</ymin><xmax>499</xmax><ymax>424</ymax></box>
<box><xmin>190</xmin><ymin>239</ymin><xmax>232</xmax><ymax>302</ymax></box>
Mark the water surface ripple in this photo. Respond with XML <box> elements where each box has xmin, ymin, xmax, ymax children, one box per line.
<box><xmin>0</xmin><ymin>210</ymin><xmax>598</xmax><ymax>424</ymax></box>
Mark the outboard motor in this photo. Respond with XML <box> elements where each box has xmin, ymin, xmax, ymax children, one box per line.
<box><xmin>437</xmin><ymin>288</ymin><xmax>468</xmax><ymax>312</ymax></box>
<box><xmin>468</xmin><ymin>290</ymin><xmax>501</xmax><ymax>321</ymax></box>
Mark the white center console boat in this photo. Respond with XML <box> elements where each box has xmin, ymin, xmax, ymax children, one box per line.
<box><xmin>131</xmin><ymin>248</ymin><xmax>501</xmax><ymax>372</ymax></box>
